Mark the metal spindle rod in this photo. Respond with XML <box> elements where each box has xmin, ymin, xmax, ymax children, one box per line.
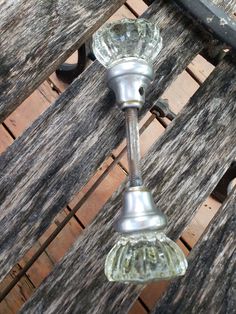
<box><xmin>125</xmin><ymin>108</ymin><xmax>143</xmax><ymax>187</ymax></box>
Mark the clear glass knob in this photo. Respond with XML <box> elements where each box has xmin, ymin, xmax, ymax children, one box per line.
<box><xmin>105</xmin><ymin>232</ymin><xmax>188</xmax><ymax>283</ymax></box>
<box><xmin>92</xmin><ymin>18</ymin><xmax>162</xmax><ymax>68</ymax></box>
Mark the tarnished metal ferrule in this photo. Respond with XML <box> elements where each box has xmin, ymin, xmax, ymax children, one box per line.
<box><xmin>116</xmin><ymin>186</ymin><xmax>167</xmax><ymax>233</ymax></box>
<box><xmin>107</xmin><ymin>59</ymin><xmax>154</xmax><ymax>110</ymax></box>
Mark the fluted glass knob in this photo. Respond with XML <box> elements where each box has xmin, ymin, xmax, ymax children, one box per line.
<box><xmin>92</xmin><ymin>18</ymin><xmax>162</xmax><ymax>68</ymax></box>
<box><xmin>105</xmin><ymin>232</ymin><xmax>187</xmax><ymax>283</ymax></box>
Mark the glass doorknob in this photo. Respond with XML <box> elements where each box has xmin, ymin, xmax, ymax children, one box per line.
<box><xmin>93</xmin><ymin>19</ymin><xmax>187</xmax><ymax>284</ymax></box>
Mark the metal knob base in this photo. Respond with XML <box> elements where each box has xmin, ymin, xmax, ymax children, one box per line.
<box><xmin>107</xmin><ymin>59</ymin><xmax>154</xmax><ymax>110</ymax></box>
<box><xmin>107</xmin><ymin>60</ymin><xmax>166</xmax><ymax>234</ymax></box>
<box><xmin>116</xmin><ymin>186</ymin><xmax>167</xmax><ymax>233</ymax></box>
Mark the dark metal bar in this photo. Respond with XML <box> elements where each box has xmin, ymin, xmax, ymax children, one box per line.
<box><xmin>212</xmin><ymin>160</ymin><xmax>236</xmax><ymax>202</ymax></box>
<box><xmin>55</xmin><ymin>44</ymin><xmax>87</xmax><ymax>84</ymax></box>
<box><xmin>173</xmin><ymin>0</ymin><xmax>236</xmax><ymax>51</ymax></box>
<box><xmin>155</xmin><ymin>115</ymin><xmax>168</xmax><ymax>128</ymax></box>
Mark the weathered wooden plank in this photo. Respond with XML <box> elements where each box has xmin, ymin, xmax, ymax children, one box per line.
<box><xmin>69</xmin><ymin>158</ymin><xmax>127</xmax><ymax>226</ymax></box>
<box><xmin>37</xmin><ymin>209</ymin><xmax>83</xmax><ymax>264</ymax></box>
<box><xmin>212</xmin><ymin>0</ymin><xmax>236</xmax><ymax>17</ymax></box>
<box><xmin>4</xmin><ymin>81</ymin><xmax>57</xmax><ymax>138</ymax></box>
<box><xmin>133</xmin><ymin>62</ymin><xmax>216</xmax><ymax>311</ymax></box>
<box><xmin>152</xmin><ymin>188</ymin><xmax>236</xmax><ymax>314</ymax></box>
<box><xmin>126</xmin><ymin>0</ymin><xmax>148</xmax><ymax>16</ymax></box>
<box><xmin>129</xmin><ymin>300</ymin><xmax>147</xmax><ymax>314</ymax></box>
<box><xmin>0</xmin><ymin>265</ymin><xmax>35</xmax><ymax>314</ymax></box>
<box><xmin>0</xmin><ymin>0</ymin><xmax>126</xmax><ymax>123</ymax></box>
<box><xmin>17</xmin><ymin>208</ymin><xmax>83</xmax><ymax>287</ymax></box>
<box><xmin>6</xmin><ymin>71</ymin><xmax>196</xmax><ymax>306</ymax></box>
<box><xmin>0</xmin><ymin>0</ymin><xmax>206</xmax><ymax>282</ymax></box>
<box><xmin>187</xmin><ymin>54</ymin><xmax>215</xmax><ymax>84</ymax></box>
<box><xmin>20</xmin><ymin>57</ymin><xmax>236</xmax><ymax>313</ymax></box>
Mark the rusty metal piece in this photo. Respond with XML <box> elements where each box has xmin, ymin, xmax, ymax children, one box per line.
<box><xmin>151</xmin><ymin>99</ymin><xmax>176</xmax><ymax>121</ymax></box>
<box><xmin>56</xmin><ymin>44</ymin><xmax>88</xmax><ymax>84</ymax></box>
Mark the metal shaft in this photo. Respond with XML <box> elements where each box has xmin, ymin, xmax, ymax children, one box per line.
<box><xmin>125</xmin><ymin>108</ymin><xmax>143</xmax><ymax>187</ymax></box>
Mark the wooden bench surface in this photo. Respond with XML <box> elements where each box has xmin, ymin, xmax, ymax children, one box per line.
<box><xmin>0</xmin><ymin>0</ymin><xmax>235</xmax><ymax>313</ymax></box>
<box><xmin>19</xmin><ymin>55</ymin><xmax>236</xmax><ymax>314</ymax></box>
<box><xmin>0</xmin><ymin>0</ymin><xmax>205</xmax><ymax>281</ymax></box>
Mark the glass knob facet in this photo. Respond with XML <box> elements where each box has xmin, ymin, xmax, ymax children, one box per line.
<box><xmin>92</xmin><ymin>18</ymin><xmax>162</xmax><ymax>68</ymax></box>
<box><xmin>105</xmin><ymin>232</ymin><xmax>187</xmax><ymax>283</ymax></box>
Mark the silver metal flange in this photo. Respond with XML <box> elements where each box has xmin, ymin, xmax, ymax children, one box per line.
<box><xmin>116</xmin><ymin>186</ymin><xmax>167</xmax><ymax>233</ymax></box>
<box><xmin>107</xmin><ymin>58</ymin><xmax>154</xmax><ymax>110</ymax></box>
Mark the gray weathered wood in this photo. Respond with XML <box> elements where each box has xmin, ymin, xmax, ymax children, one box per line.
<box><xmin>0</xmin><ymin>0</ymin><xmax>206</xmax><ymax>282</ymax></box>
<box><xmin>20</xmin><ymin>57</ymin><xmax>236</xmax><ymax>313</ymax></box>
<box><xmin>146</xmin><ymin>0</ymin><xmax>236</xmax><ymax>18</ymax></box>
<box><xmin>0</xmin><ymin>0</ymin><xmax>126</xmax><ymax>123</ymax></box>
<box><xmin>153</xmin><ymin>188</ymin><xmax>236</xmax><ymax>314</ymax></box>
<box><xmin>212</xmin><ymin>0</ymin><xmax>236</xmax><ymax>17</ymax></box>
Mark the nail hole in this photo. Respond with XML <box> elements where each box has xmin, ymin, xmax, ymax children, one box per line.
<box><xmin>139</xmin><ymin>87</ymin><xmax>144</xmax><ymax>96</ymax></box>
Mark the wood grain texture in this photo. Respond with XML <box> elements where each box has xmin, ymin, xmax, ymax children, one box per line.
<box><xmin>20</xmin><ymin>57</ymin><xmax>236</xmax><ymax>314</ymax></box>
<box><xmin>4</xmin><ymin>81</ymin><xmax>56</xmax><ymax>138</ymax></box>
<box><xmin>187</xmin><ymin>54</ymin><xmax>215</xmax><ymax>84</ymax></box>
<box><xmin>212</xmin><ymin>0</ymin><xmax>236</xmax><ymax>17</ymax></box>
<box><xmin>146</xmin><ymin>0</ymin><xmax>236</xmax><ymax>17</ymax></box>
<box><xmin>36</xmin><ymin>209</ymin><xmax>83</xmax><ymax>265</ymax></box>
<box><xmin>0</xmin><ymin>0</ymin><xmax>205</xmax><ymax>282</ymax></box>
<box><xmin>0</xmin><ymin>265</ymin><xmax>35</xmax><ymax>314</ymax></box>
<box><xmin>181</xmin><ymin>195</ymin><xmax>221</xmax><ymax>247</ymax></box>
<box><xmin>129</xmin><ymin>300</ymin><xmax>147</xmax><ymax>314</ymax></box>
<box><xmin>0</xmin><ymin>0</ymin><xmax>126</xmax><ymax>123</ymax></box>
<box><xmin>69</xmin><ymin>158</ymin><xmax>127</xmax><ymax>226</ymax></box>
<box><xmin>126</xmin><ymin>0</ymin><xmax>148</xmax><ymax>16</ymax></box>
<box><xmin>152</xmin><ymin>188</ymin><xmax>236</xmax><ymax>314</ymax></box>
